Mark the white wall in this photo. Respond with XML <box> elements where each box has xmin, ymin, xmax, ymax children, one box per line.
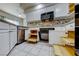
<box><xmin>65</xmin><ymin>22</ymin><xmax>75</xmax><ymax>31</ymax></box>
<box><xmin>54</xmin><ymin>3</ymin><xmax>69</xmax><ymax>17</ymax></box>
<box><xmin>25</xmin><ymin>3</ymin><xmax>69</xmax><ymax>22</ymax></box>
<box><xmin>0</xmin><ymin>3</ymin><xmax>27</xmax><ymax>26</ymax></box>
<box><xmin>0</xmin><ymin>3</ymin><xmax>25</xmax><ymax>18</ymax></box>
<box><xmin>26</xmin><ymin>5</ymin><xmax>55</xmax><ymax>22</ymax></box>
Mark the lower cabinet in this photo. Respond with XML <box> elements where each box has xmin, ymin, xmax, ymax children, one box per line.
<box><xmin>0</xmin><ymin>21</ymin><xmax>17</xmax><ymax>56</ymax></box>
<box><xmin>25</xmin><ymin>30</ymin><xmax>29</xmax><ymax>40</ymax></box>
<box><xmin>49</xmin><ymin>30</ymin><xmax>65</xmax><ymax>45</ymax></box>
<box><xmin>0</xmin><ymin>32</ymin><xmax>9</xmax><ymax>56</ymax></box>
<box><xmin>9</xmin><ymin>31</ymin><xmax>17</xmax><ymax>51</ymax></box>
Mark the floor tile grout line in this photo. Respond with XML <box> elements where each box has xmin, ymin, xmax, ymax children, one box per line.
<box><xmin>9</xmin><ymin>42</ymin><xmax>51</xmax><ymax>56</ymax></box>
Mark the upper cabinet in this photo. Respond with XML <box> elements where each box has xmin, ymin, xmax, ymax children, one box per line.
<box><xmin>26</xmin><ymin>3</ymin><xmax>73</xmax><ymax>22</ymax></box>
<box><xmin>41</xmin><ymin>11</ymin><xmax>54</xmax><ymax>21</ymax></box>
<box><xmin>55</xmin><ymin>4</ymin><xmax>69</xmax><ymax>17</ymax></box>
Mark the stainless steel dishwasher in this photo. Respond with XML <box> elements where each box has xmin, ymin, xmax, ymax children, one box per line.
<box><xmin>17</xmin><ymin>26</ymin><xmax>28</xmax><ymax>44</ymax></box>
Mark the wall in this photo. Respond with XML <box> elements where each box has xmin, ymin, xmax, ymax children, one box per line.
<box><xmin>0</xmin><ymin>10</ymin><xmax>23</xmax><ymax>25</ymax></box>
<box><xmin>25</xmin><ymin>3</ymin><xmax>69</xmax><ymax>23</ymax></box>
<box><xmin>25</xmin><ymin>5</ymin><xmax>55</xmax><ymax>22</ymax></box>
<box><xmin>65</xmin><ymin>22</ymin><xmax>75</xmax><ymax>31</ymax></box>
<box><xmin>0</xmin><ymin>3</ymin><xmax>26</xmax><ymax>26</ymax></box>
<box><xmin>0</xmin><ymin>3</ymin><xmax>25</xmax><ymax>18</ymax></box>
<box><xmin>54</xmin><ymin>3</ymin><xmax>69</xmax><ymax>17</ymax></box>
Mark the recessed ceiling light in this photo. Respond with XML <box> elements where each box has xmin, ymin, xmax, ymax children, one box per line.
<box><xmin>18</xmin><ymin>15</ymin><xmax>22</xmax><ymax>17</ymax></box>
<box><xmin>18</xmin><ymin>15</ymin><xmax>24</xmax><ymax>19</ymax></box>
<box><xmin>35</xmin><ymin>4</ymin><xmax>44</xmax><ymax>9</ymax></box>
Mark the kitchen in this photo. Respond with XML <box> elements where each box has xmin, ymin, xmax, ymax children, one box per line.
<box><xmin>0</xmin><ymin>3</ymin><xmax>75</xmax><ymax>56</ymax></box>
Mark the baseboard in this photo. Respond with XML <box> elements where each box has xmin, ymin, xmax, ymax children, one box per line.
<box><xmin>7</xmin><ymin>43</ymin><xmax>17</xmax><ymax>56</ymax></box>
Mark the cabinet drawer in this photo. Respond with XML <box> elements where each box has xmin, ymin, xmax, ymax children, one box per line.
<box><xmin>0</xmin><ymin>22</ymin><xmax>9</xmax><ymax>30</ymax></box>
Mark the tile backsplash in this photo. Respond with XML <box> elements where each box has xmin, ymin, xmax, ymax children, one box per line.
<box><xmin>27</xmin><ymin>13</ymin><xmax>74</xmax><ymax>27</ymax></box>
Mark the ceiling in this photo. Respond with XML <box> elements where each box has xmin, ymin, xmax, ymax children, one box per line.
<box><xmin>20</xmin><ymin>3</ymin><xmax>56</xmax><ymax>11</ymax></box>
<box><xmin>20</xmin><ymin>3</ymin><xmax>39</xmax><ymax>10</ymax></box>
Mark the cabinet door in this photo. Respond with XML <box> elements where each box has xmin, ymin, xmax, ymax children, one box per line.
<box><xmin>9</xmin><ymin>31</ymin><xmax>17</xmax><ymax>51</ymax></box>
<box><xmin>0</xmin><ymin>33</ymin><xmax>9</xmax><ymax>56</ymax></box>
<box><xmin>49</xmin><ymin>30</ymin><xmax>65</xmax><ymax>45</ymax></box>
<box><xmin>9</xmin><ymin>25</ymin><xmax>17</xmax><ymax>50</ymax></box>
<box><xmin>25</xmin><ymin>30</ymin><xmax>29</xmax><ymax>40</ymax></box>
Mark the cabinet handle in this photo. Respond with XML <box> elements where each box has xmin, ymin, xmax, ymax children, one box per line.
<box><xmin>9</xmin><ymin>31</ymin><xmax>13</xmax><ymax>32</ymax></box>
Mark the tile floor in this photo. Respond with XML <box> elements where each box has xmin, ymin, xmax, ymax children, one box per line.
<box><xmin>9</xmin><ymin>42</ymin><xmax>54</xmax><ymax>56</ymax></box>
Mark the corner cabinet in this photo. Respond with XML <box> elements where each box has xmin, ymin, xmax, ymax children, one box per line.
<box><xmin>0</xmin><ymin>21</ymin><xmax>17</xmax><ymax>56</ymax></box>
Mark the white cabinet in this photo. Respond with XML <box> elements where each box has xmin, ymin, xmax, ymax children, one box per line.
<box><xmin>0</xmin><ymin>21</ymin><xmax>17</xmax><ymax>55</ymax></box>
<box><xmin>0</xmin><ymin>22</ymin><xmax>9</xmax><ymax>56</ymax></box>
<box><xmin>26</xmin><ymin>7</ymin><xmax>46</xmax><ymax>21</ymax></box>
<box><xmin>49</xmin><ymin>29</ymin><xmax>65</xmax><ymax>45</ymax></box>
<box><xmin>25</xmin><ymin>30</ymin><xmax>29</xmax><ymax>40</ymax></box>
<box><xmin>9</xmin><ymin>31</ymin><xmax>17</xmax><ymax>50</ymax></box>
<box><xmin>49</xmin><ymin>27</ymin><xmax>65</xmax><ymax>45</ymax></box>
<box><xmin>9</xmin><ymin>25</ymin><xmax>17</xmax><ymax>51</ymax></box>
<box><xmin>0</xmin><ymin>33</ymin><xmax>9</xmax><ymax>56</ymax></box>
